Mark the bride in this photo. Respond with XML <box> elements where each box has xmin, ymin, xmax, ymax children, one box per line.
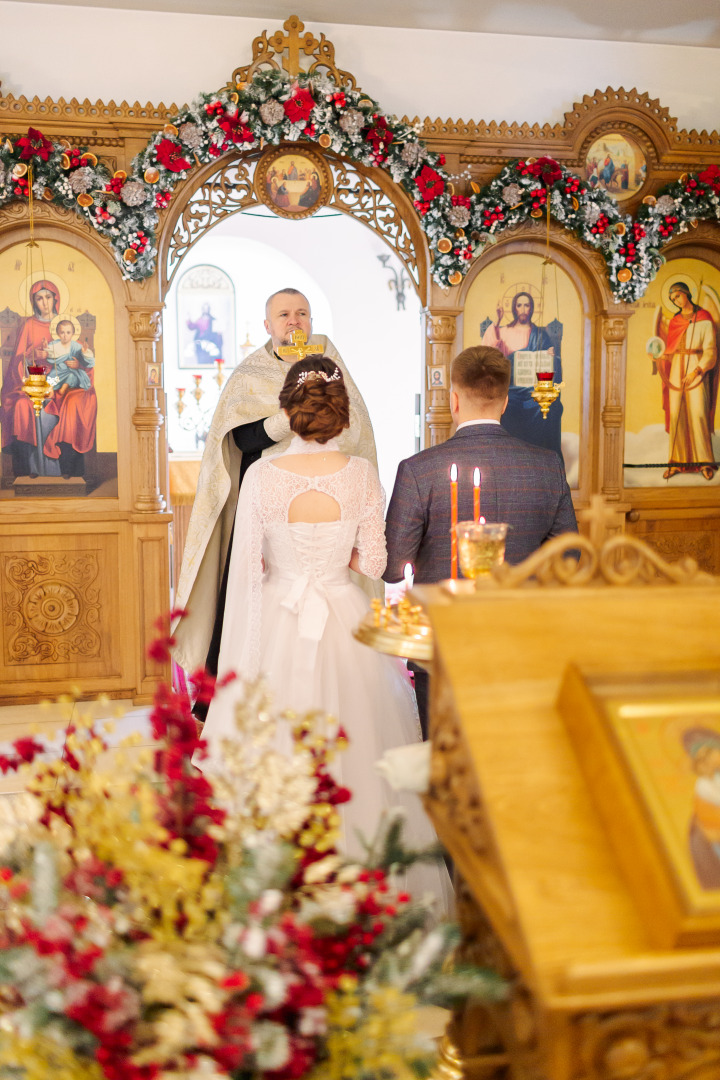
<box><xmin>200</xmin><ymin>356</ymin><xmax>450</xmax><ymax>904</ymax></box>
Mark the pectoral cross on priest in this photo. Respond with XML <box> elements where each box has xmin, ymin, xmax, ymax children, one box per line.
<box><xmin>277</xmin><ymin>329</ymin><xmax>324</xmax><ymax>362</ymax></box>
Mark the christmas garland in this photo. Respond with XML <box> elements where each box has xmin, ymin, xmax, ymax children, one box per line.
<box><xmin>2</xmin><ymin>74</ymin><xmax>720</xmax><ymax>300</ymax></box>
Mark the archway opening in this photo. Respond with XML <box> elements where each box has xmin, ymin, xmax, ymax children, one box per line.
<box><xmin>163</xmin><ymin>208</ymin><xmax>423</xmax><ymax>498</ymax></box>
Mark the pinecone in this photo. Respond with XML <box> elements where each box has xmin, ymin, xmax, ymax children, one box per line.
<box><xmin>68</xmin><ymin>166</ymin><xmax>95</xmax><ymax>194</ymax></box>
<box><xmin>339</xmin><ymin>109</ymin><xmax>365</xmax><ymax>136</ymax></box>
<box><xmin>259</xmin><ymin>99</ymin><xmax>285</xmax><ymax>126</ymax></box>
<box><xmin>178</xmin><ymin>123</ymin><xmax>203</xmax><ymax>149</ymax></box>
<box><xmin>400</xmin><ymin>141</ymin><xmax>426</xmax><ymax>167</ymax></box>
<box><xmin>120</xmin><ymin>181</ymin><xmax>148</xmax><ymax>207</ymax></box>
<box><xmin>447</xmin><ymin>205</ymin><xmax>471</xmax><ymax>228</ymax></box>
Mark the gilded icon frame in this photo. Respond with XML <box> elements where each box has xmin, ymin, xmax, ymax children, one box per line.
<box><xmin>255</xmin><ymin>146</ymin><xmax>333</xmax><ymax>219</ymax></box>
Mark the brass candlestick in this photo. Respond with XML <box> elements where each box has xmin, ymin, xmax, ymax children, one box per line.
<box><xmin>530</xmin><ymin>372</ymin><xmax>563</xmax><ymax>419</ymax></box>
<box><xmin>214</xmin><ymin>359</ymin><xmax>225</xmax><ymax>389</ymax></box>
<box><xmin>176</xmin><ymin>388</ymin><xmax>186</xmax><ymax>416</ymax></box>
<box><xmin>192</xmin><ymin>374</ymin><xmax>203</xmax><ymax>404</ymax></box>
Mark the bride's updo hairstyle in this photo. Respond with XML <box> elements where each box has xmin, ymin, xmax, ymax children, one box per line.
<box><xmin>279</xmin><ymin>356</ymin><xmax>350</xmax><ymax>444</ymax></box>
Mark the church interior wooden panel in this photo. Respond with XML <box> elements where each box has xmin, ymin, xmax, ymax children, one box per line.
<box><xmin>420</xmin><ymin>580</ymin><xmax>720</xmax><ymax>1079</ymax></box>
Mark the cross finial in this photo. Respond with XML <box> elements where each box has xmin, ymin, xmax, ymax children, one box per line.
<box><xmin>277</xmin><ymin>329</ymin><xmax>323</xmax><ymax>363</ymax></box>
<box><xmin>267</xmin><ymin>16</ymin><xmax>318</xmax><ymax>78</ymax></box>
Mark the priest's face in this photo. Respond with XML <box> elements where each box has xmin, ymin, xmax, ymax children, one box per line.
<box><xmin>265</xmin><ymin>292</ymin><xmax>312</xmax><ymax>352</ymax></box>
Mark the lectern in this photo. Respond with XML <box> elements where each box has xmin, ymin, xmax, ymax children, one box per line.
<box><xmin>415</xmin><ymin>532</ymin><xmax>720</xmax><ymax>1080</ymax></box>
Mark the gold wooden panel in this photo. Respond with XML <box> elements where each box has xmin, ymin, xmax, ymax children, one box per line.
<box><xmin>420</xmin><ymin>578</ymin><xmax>720</xmax><ymax>1079</ymax></box>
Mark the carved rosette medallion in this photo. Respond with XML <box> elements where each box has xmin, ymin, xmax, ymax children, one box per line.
<box><xmin>2</xmin><ymin>553</ymin><xmax>101</xmax><ymax>664</ymax></box>
<box><xmin>572</xmin><ymin>1003</ymin><xmax>720</xmax><ymax>1080</ymax></box>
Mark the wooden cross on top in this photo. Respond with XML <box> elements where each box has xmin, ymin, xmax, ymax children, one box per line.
<box><xmin>267</xmin><ymin>16</ymin><xmax>319</xmax><ymax>77</ymax></box>
<box><xmin>577</xmin><ymin>494</ymin><xmax>625</xmax><ymax>549</ymax></box>
<box><xmin>277</xmin><ymin>329</ymin><xmax>323</xmax><ymax>362</ymax></box>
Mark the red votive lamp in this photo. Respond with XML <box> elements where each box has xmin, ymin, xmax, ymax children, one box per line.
<box><xmin>28</xmin><ymin>366</ymin><xmax>46</xmax><ymax>375</ymax></box>
<box><xmin>536</xmin><ymin>371</ymin><xmax>554</xmax><ymax>381</ymax></box>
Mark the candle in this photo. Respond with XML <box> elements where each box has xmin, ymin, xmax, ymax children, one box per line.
<box><xmin>403</xmin><ymin>562</ymin><xmax>414</xmax><ymax>590</ymax></box>
<box><xmin>450</xmin><ymin>463</ymin><xmax>458</xmax><ymax>580</ymax></box>
<box><xmin>473</xmin><ymin>467</ymin><xmax>481</xmax><ymax>523</ymax></box>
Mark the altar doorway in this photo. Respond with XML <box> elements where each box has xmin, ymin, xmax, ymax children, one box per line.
<box><xmin>163</xmin><ymin>207</ymin><xmax>423</xmax><ymax>592</ymax></box>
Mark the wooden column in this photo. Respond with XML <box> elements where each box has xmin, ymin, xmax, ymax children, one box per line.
<box><xmin>128</xmin><ymin>304</ymin><xmax>166</xmax><ymax>513</ymax></box>
<box><xmin>423</xmin><ymin>309</ymin><xmax>460</xmax><ymax>447</ymax></box>
<box><xmin>600</xmin><ymin>311</ymin><xmax>631</xmax><ymax>502</ymax></box>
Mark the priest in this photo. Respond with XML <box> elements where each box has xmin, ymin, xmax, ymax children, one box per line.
<box><xmin>172</xmin><ymin>287</ymin><xmax>378</xmax><ymax>689</ymax></box>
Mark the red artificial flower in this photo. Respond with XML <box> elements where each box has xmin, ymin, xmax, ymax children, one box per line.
<box><xmin>154</xmin><ymin>138</ymin><xmax>191</xmax><ymax>173</ymax></box>
<box><xmin>415</xmin><ymin>165</ymin><xmax>445</xmax><ymax>202</ymax></box>
<box><xmin>16</xmin><ymin>127</ymin><xmax>54</xmax><ymax>162</ymax></box>
<box><xmin>284</xmin><ymin>88</ymin><xmax>316</xmax><ymax>124</ymax></box>
<box><xmin>699</xmin><ymin>164</ymin><xmax>720</xmax><ymax>191</ymax></box>
<box><xmin>364</xmin><ymin>115</ymin><xmax>394</xmax><ymax>150</ymax></box>
<box><xmin>532</xmin><ymin>156</ymin><xmax>562</xmax><ymax>187</ymax></box>
<box><xmin>218</xmin><ymin>113</ymin><xmax>255</xmax><ymax>146</ymax></box>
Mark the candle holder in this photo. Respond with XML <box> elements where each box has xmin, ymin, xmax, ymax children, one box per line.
<box><xmin>214</xmin><ymin>359</ymin><xmax>225</xmax><ymax>390</ymax></box>
<box><xmin>353</xmin><ymin>596</ymin><xmax>433</xmax><ymax>664</ymax></box>
<box><xmin>176</xmin><ymin>388</ymin><xmax>186</xmax><ymax>417</ymax></box>
<box><xmin>456</xmin><ymin>521</ymin><xmax>508</xmax><ymax>583</ymax></box>
<box><xmin>21</xmin><ymin>367</ymin><xmax>52</xmax><ymax>416</ymax></box>
<box><xmin>530</xmin><ymin>371</ymin><xmax>563</xmax><ymax>419</ymax></box>
<box><xmin>192</xmin><ymin>373</ymin><xmax>203</xmax><ymax>405</ymax></box>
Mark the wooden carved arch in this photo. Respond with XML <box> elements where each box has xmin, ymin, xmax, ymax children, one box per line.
<box><xmin>155</xmin><ymin>145</ymin><xmax>430</xmax><ymax>304</ymax></box>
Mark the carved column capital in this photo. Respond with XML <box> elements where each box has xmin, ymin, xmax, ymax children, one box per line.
<box><xmin>602</xmin><ymin>315</ymin><xmax>628</xmax><ymax>346</ymax></box>
<box><xmin>127</xmin><ymin>305</ymin><xmax>163</xmax><ymax>342</ymax></box>
<box><xmin>426</xmin><ymin>313</ymin><xmax>459</xmax><ymax>344</ymax></box>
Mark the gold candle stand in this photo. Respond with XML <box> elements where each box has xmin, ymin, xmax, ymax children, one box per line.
<box><xmin>353</xmin><ymin>596</ymin><xmax>433</xmax><ymax>664</ymax></box>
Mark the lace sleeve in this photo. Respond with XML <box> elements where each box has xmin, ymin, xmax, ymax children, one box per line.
<box><xmin>354</xmin><ymin>462</ymin><xmax>387</xmax><ymax>580</ymax></box>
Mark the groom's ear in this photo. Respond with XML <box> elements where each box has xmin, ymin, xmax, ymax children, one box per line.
<box><xmin>449</xmin><ymin>389</ymin><xmax>459</xmax><ymax>416</ymax></box>
<box><xmin>501</xmin><ymin>394</ymin><xmax>509</xmax><ymax>415</ymax></box>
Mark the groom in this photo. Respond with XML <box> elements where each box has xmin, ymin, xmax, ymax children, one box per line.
<box><xmin>384</xmin><ymin>344</ymin><xmax>577</xmax><ymax>734</ymax></box>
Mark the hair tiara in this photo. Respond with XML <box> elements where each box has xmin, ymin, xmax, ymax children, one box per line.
<box><xmin>296</xmin><ymin>366</ymin><xmax>342</xmax><ymax>388</ymax></box>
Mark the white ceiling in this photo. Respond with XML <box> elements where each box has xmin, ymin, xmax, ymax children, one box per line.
<box><xmin>14</xmin><ymin>0</ymin><xmax>720</xmax><ymax>48</ymax></box>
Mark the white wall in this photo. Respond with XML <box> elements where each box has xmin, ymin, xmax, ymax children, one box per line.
<box><xmin>163</xmin><ymin>212</ymin><xmax>422</xmax><ymax>499</ymax></box>
<box><xmin>2</xmin><ymin>2</ymin><xmax>720</xmax><ymax>132</ymax></box>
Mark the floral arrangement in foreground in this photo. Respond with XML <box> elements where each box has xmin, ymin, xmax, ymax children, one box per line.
<box><xmin>0</xmin><ymin>617</ymin><xmax>504</xmax><ymax>1080</ymax></box>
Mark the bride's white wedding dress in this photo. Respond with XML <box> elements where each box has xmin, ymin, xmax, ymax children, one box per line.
<box><xmin>201</xmin><ymin>436</ymin><xmax>451</xmax><ymax>907</ymax></box>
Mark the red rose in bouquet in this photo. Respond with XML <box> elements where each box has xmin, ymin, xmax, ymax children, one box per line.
<box><xmin>155</xmin><ymin>138</ymin><xmax>191</xmax><ymax>173</ymax></box>
<box><xmin>284</xmin><ymin>88</ymin><xmax>316</xmax><ymax>124</ymax></box>
<box><xmin>415</xmin><ymin>165</ymin><xmax>445</xmax><ymax>202</ymax></box>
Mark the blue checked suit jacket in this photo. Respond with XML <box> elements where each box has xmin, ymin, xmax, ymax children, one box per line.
<box><xmin>384</xmin><ymin>423</ymin><xmax>577</xmax><ymax>584</ymax></box>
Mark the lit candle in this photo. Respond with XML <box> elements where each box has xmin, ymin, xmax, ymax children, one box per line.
<box><xmin>473</xmin><ymin>467</ymin><xmax>481</xmax><ymax>523</ymax></box>
<box><xmin>404</xmin><ymin>562</ymin><xmax>414</xmax><ymax>590</ymax></box>
<box><xmin>450</xmin><ymin>463</ymin><xmax>458</xmax><ymax>580</ymax></box>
